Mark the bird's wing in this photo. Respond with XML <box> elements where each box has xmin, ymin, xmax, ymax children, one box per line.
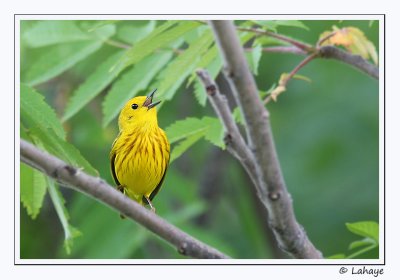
<box><xmin>110</xmin><ymin>135</ymin><xmax>121</xmax><ymax>186</ymax></box>
<box><xmin>148</xmin><ymin>164</ymin><xmax>168</xmax><ymax>202</ymax></box>
<box><xmin>145</xmin><ymin>143</ymin><xmax>170</xmax><ymax>203</ymax></box>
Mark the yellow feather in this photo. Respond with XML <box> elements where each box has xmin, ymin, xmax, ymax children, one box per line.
<box><xmin>110</xmin><ymin>93</ymin><xmax>170</xmax><ymax>210</ymax></box>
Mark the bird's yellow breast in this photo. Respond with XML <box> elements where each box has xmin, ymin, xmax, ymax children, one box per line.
<box><xmin>112</xmin><ymin>127</ymin><xmax>170</xmax><ymax>203</ymax></box>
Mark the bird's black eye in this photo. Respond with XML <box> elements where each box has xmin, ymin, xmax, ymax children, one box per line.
<box><xmin>131</xmin><ymin>104</ymin><xmax>138</xmax><ymax>110</ymax></box>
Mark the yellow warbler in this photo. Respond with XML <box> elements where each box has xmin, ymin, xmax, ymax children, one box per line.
<box><xmin>110</xmin><ymin>89</ymin><xmax>170</xmax><ymax>212</ymax></box>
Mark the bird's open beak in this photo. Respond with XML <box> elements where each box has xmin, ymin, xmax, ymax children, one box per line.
<box><xmin>143</xmin><ymin>89</ymin><xmax>161</xmax><ymax>109</ymax></box>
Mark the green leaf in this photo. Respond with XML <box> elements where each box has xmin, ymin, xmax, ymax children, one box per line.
<box><xmin>46</xmin><ymin>178</ymin><xmax>81</xmax><ymax>254</ymax></box>
<box><xmin>116</xmin><ymin>21</ymin><xmax>156</xmax><ymax>44</ymax></box>
<box><xmin>29</xmin><ymin>126</ymin><xmax>97</xmax><ymax>176</ymax></box>
<box><xmin>20</xmin><ymin>163</ymin><xmax>47</xmax><ymax>219</ymax></box>
<box><xmin>349</xmin><ymin>237</ymin><xmax>376</xmax><ymax>250</ymax></box>
<box><xmin>254</xmin><ymin>20</ymin><xmax>309</xmax><ymax>31</ymax></box>
<box><xmin>245</xmin><ymin>43</ymin><xmax>262</xmax><ymax>75</ymax></box>
<box><xmin>273</xmin><ymin>20</ymin><xmax>309</xmax><ymax>30</ymax></box>
<box><xmin>85</xmin><ymin>23</ymin><xmax>116</xmax><ymax>41</ymax></box>
<box><xmin>118</xmin><ymin>21</ymin><xmax>201</xmax><ymax>68</ymax></box>
<box><xmin>233</xmin><ymin>107</ymin><xmax>245</xmax><ymax>126</ymax></box>
<box><xmin>157</xmin><ymin>30</ymin><xmax>214</xmax><ymax>101</ymax></box>
<box><xmin>86</xmin><ymin>20</ymin><xmax>120</xmax><ymax>32</ymax></box>
<box><xmin>193</xmin><ymin>59</ymin><xmax>221</xmax><ymax>106</ymax></box>
<box><xmin>346</xmin><ymin>221</ymin><xmax>379</xmax><ymax>243</ymax></box>
<box><xmin>21</xmin><ymin>85</ymin><xmax>96</xmax><ymax>175</ymax></box>
<box><xmin>102</xmin><ymin>51</ymin><xmax>173</xmax><ymax>127</ymax></box>
<box><xmin>253</xmin><ymin>20</ymin><xmax>278</xmax><ymax>32</ymax></box>
<box><xmin>22</xmin><ymin>20</ymin><xmax>90</xmax><ymax>48</ymax></box>
<box><xmin>203</xmin><ymin>117</ymin><xmax>224</xmax><ymax>148</ymax></box>
<box><xmin>183</xmin><ymin>25</ymin><xmax>208</xmax><ymax>44</ymax></box>
<box><xmin>21</xmin><ymin>20</ymin><xmax>116</xmax><ymax>48</ymax></box>
<box><xmin>170</xmin><ymin>132</ymin><xmax>204</xmax><ymax>163</ymax></box>
<box><xmin>62</xmin><ymin>50</ymin><xmax>126</xmax><ymax>121</ymax></box>
<box><xmin>24</xmin><ymin>40</ymin><xmax>103</xmax><ymax>86</ymax></box>
<box><xmin>166</xmin><ymin>116</ymin><xmax>224</xmax><ymax>159</ymax></box>
<box><xmin>255</xmin><ymin>36</ymin><xmax>290</xmax><ymax>46</ymax></box>
<box><xmin>192</xmin><ymin>49</ymin><xmax>223</xmax><ymax>106</ymax></box>
<box><xmin>167</xmin><ymin>118</ymin><xmax>226</xmax><ymax>174</ymax></box>
<box><xmin>20</xmin><ymin>84</ymin><xmax>65</xmax><ymax>139</ymax></box>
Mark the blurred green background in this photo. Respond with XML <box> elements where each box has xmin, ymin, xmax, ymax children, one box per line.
<box><xmin>20</xmin><ymin>20</ymin><xmax>379</xmax><ymax>259</ymax></box>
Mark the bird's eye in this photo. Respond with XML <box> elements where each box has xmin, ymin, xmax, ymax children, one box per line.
<box><xmin>131</xmin><ymin>104</ymin><xmax>138</xmax><ymax>110</ymax></box>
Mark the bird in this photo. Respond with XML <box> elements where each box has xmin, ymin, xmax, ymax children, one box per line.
<box><xmin>110</xmin><ymin>89</ymin><xmax>170</xmax><ymax>213</ymax></box>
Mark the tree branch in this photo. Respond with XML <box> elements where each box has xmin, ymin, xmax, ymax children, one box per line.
<box><xmin>237</xmin><ymin>26</ymin><xmax>378</xmax><ymax>81</ymax></box>
<box><xmin>237</xmin><ymin>26</ymin><xmax>314</xmax><ymax>52</ymax></box>
<box><xmin>209</xmin><ymin>20</ymin><xmax>323</xmax><ymax>259</ymax></box>
<box><xmin>195</xmin><ymin>70</ymin><xmax>260</xmax><ymax>190</ymax></box>
<box><xmin>20</xmin><ymin>139</ymin><xmax>229</xmax><ymax>259</ymax></box>
<box><xmin>318</xmin><ymin>45</ymin><xmax>379</xmax><ymax>79</ymax></box>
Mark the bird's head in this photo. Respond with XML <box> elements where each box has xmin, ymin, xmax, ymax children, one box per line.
<box><xmin>118</xmin><ymin>89</ymin><xmax>161</xmax><ymax>131</ymax></box>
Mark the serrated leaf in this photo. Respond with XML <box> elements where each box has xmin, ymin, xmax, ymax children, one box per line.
<box><xmin>273</xmin><ymin>20</ymin><xmax>309</xmax><ymax>30</ymax></box>
<box><xmin>102</xmin><ymin>51</ymin><xmax>173</xmax><ymax>127</ymax></box>
<box><xmin>170</xmin><ymin>132</ymin><xmax>204</xmax><ymax>162</ymax></box>
<box><xmin>118</xmin><ymin>21</ymin><xmax>201</xmax><ymax>68</ymax></box>
<box><xmin>189</xmin><ymin>32</ymin><xmax>252</xmax><ymax>105</ymax></box>
<box><xmin>20</xmin><ymin>163</ymin><xmax>47</xmax><ymax>219</ymax></box>
<box><xmin>346</xmin><ymin>221</ymin><xmax>379</xmax><ymax>243</ymax></box>
<box><xmin>203</xmin><ymin>117</ymin><xmax>224</xmax><ymax>148</ymax></box>
<box><xmin>349</xmin><ymin>237</ymin><xmax>376</xmax><ymax>250</ymax></box>
<box><xmin>22</xmin><ymin>20</ymin><xmax>90</xmax><ymax>48</ymax></box>
<box><xmin>167</xmin><ymin>117</ymin><xmax>224</xmax><ymax>162</ymax></box>
<box><xmin>183</xmin><ymin>25</ymin><xmax>208</xmax><ymax>44</ymax></box>
<box><xmin>245</xmin><ymin>43</ymin><xmax>262</xmax><ymax>75</ymax></box>
<box><xmin>85</xmin><ymin>24</ymin><xmax>116</xmax><ymax>41</ymax></box>
<box><xmin>86</xmin><ymin>20</ymin><xmax>120</xmax><ymax>32</ymax></box>
<box><xmin>21</xmin><ymin>20</ymin><xmax>116</xmax><ymax>48</ymax></box>
<box><xmin>156</xmin><ymin>30</ymin><xmax>214</xmax><ymax>101</ymax></box>
<box><xmin>24</xmin><ymin>40</ymin><xmax>103</xmax><ymax>86</ymax></box>
<box><xmin>193</xmin><ymin>55</ymin><xmax>222</xmax><ymax>106</ymax></box>
<box><xmin>46</xmin><ymin>178</ymin><xmax>81</xmax><ymax>254</ymax></box>
<box><xmin>62</xmin><ymin>50</ymin><xmax>126</xmax><ymax>121</ymax></box>
<box><xmin>166</xmin><ymin>117</ymin><xmax>224</xmax><ymax>146</ymax></box>
<box><xmin>253</xmin><ymin>20</ymin><xmax>309</xmax><ymax>32</ymax></box>
<box><xmin>166</xmin><ymin>117</ymin><xmax>209</xmax><ymax>144</ymax></box>
<box><xmin>29</xmin><ymin>126</ymin><xmax>97</xmax><ymax>176</ymax></box>
<box><xmin>20</xmin><ymin>84</ymin><xmax>65</xmax><ymax>139</ymax></box>
<box><xmin>253</xmin><ymin>20</ymin><xmax>278</xmax><ymax>32</ymax></box>
<box><xmin>116</xmin><ymin>21</ymin><xmax>156</xmax><ymax>44</ymax></box>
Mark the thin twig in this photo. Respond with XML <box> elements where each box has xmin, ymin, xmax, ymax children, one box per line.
<box><xmin>209</xmin><ymin>20</ymin><xmax>323</xmax><ymax>259</ymax></box>
<box><xmin>244</xmin><ymin>46</ymin><xmax>307</xmax><ymax>55</ymax></box>
<box><xmin>237</xmin><ymin>26</ymin><xmax>314</xmax><ymax>52</ymax></box>
<box><xmin>262</xmin><ymin>46</ymin><xmax>307</xmax><ymax>55</ymax></box>
<box><xmin>20</xmin><ymin>139</ymin><xmax>229</xmax><ymax>259</ymax></box>
<box><xmin>283</xmin><ymin>53</ymin><xmax>318</xmax><ymax>83</ymax></box>
<box><xmin>264</xmin><ymin>53</ymin><xmax>318</xmax><ymax>104</ymax></box>
<box><xmin>237</xmin><ymin>25</ymin><xmax>378</xmax><ymax>81</ymax></box>
<box><xmin>195</xmin><ymin>70</ymin><xmax>260</xmax><ymax>189</ymax></box>
<box><xmin>317</xmin><ymin>30</ymin><xmax>337</xmax><ymax>47</ymax></box>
